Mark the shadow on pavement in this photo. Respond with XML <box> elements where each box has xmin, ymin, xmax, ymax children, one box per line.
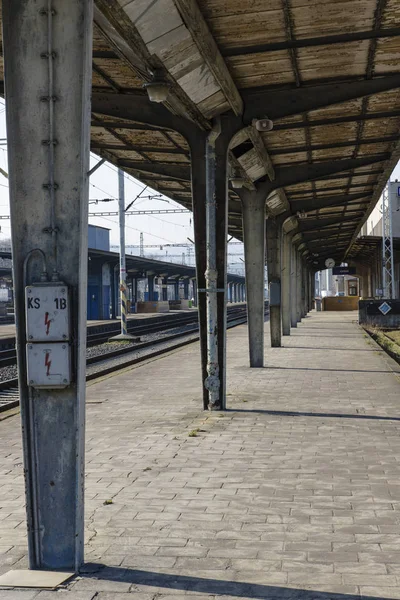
<box><xmin>228</xmin><ymin>408</ymin><xmax>400</xmax><ymax>421</ymax></box>
<box><xmin>76</xmin><ymin>564</ymin><xmax>387</xmax><ymax>600</ymax></box>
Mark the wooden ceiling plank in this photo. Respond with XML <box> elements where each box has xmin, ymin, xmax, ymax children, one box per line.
<box><xmin>172</xmin><ymin>0</ymin><xmax>243</xmax><ymax>116</ymax></box>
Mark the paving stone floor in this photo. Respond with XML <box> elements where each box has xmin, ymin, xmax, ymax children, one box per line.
<box><xmin>1</xmin><ymin>311</ymin><xmax>400</xmax><ymax>599</ymax></box>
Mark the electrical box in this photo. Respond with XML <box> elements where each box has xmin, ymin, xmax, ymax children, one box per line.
<box><xmin>269</xmin><ymin>281</ymin><xmax>281</xmax><ymax>306</ymax></box>
<box><xmin>26</xmin><ymin>343</ymin><xmax>71</xmax><ymax>388</ymax></box>
<box><xmin>25</xmin><ymin>285</ymin><xmax>69</xmax><ymax>342</ymax></box>
<box><xmin>25</xmin><ymin>284</ymin><xmax>72</xmax><ymax>389</ymax></box>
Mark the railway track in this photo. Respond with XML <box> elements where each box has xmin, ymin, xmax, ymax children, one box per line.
<box><xmin>0</xmin><ymin>305</ymin><xmax>247</xmax><ymax>359</ymax></box>
<box><xmin>0</xmin><ymin>305</ymin><xmax>266</xmax><ymax>413</ymax></box>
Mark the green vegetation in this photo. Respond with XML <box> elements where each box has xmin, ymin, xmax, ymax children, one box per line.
<box><xmin>365</xmin><ymin>327</ymin><xmax>400</xmax><ymax>364</ymax></box>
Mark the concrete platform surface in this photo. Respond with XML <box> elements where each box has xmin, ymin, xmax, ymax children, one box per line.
<box><xmin>1</xmin><ymin>312</ymin><xmax>400</xmax><ymax>599</ymax></box>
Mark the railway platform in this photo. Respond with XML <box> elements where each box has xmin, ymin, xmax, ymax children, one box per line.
<box><xmin>1</xmin><ymin>311</ymin><xmax>400</xmax><ymax>598</ymax></box>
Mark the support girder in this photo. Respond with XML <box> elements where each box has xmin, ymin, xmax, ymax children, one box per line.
<box><xmin>298</xmin><ymin>215</ymin><xmax>361</xmax><ymax>232</ymax></box>
<box><xmin>117</xmin><ymin>160</ymin><xmax>190</xmax><ymax>181</ymax></box>
<box><xmin>274</xmin><ymin>110</ymin><xmax>400</xmax><ymax>131</ymax></box>
<box><xmin>91</xmin><ymin>143</ymin><xmax>186</xmax><ymax>154</ymax></box>
<box><xmin>223</xmin><ymin>28</ymin><xmax>400</xmax><ymax>57</ymax></box>
<box><xmin>290</xmin><ymin>192</ymin><xmax>369</xmax><ymax>211</ymax></box>
<box><xmin>242</xmin><ymin>75</ymin><xmax>400</xmax><ymax>122</ymax></box>
<box><xmin>303</xmin><ymin>227</ymin><xmax>356</xmax><ymax>242</ymax></box>
<box><xmin>93</xmin><ymin>75</ymin><xmax>400</xmax><ymax>137</ymax></box>
<box><xmin>268</xmin><ymin>134</ymin><xmax>399</xmax><ymax>156</ymax></box>
<box><xmin>91</xmin><ymin>93</ymin><xmax>195</xmax><ymax>138</ymax></box>
<box><xmin>266</xmin><ymin>155</ymin><xmax>388</xmax><ymax>193</ymax></box>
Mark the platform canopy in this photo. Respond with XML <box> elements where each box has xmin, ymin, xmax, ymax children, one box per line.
<box><xmin>2</xmin><ymin>0</ymin><xmax>400</xmax><ymax>270</ymax></box>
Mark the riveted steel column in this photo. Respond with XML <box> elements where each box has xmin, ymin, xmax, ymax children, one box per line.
<box><xmin>3</xmin><ymin>0</ymin><xmax>92</xmax><ymax>570</ymax></box>
<box><xmin>190</xmin><ymin>121</ymin><xmax>229</xmax><ymax>410</ymax></box>
<box><xmin>296</xmin><ymin>249</ymin><xmax>302</xmax><ymax>322</ymax></box>
<box><xmin>308</xmin><ymin>269</ymin><xmax>314</xmax><ymax>311</ymax></box>
<box><xmin>191</xmin><ymin>139</ymin><xmax>208</xmax><ymax>407</ymax></box>
<box><xmin>281</xmin><ymin>231</ymin><xmax>292</xmax><ymax>335</ymax></box>
<box><xmin>162</xmin><ymin>277</ymin><xmax>168</xmax><ymax>301</ymax></box>
<box><xmin>241</xmin><ymin>189</ymin><xmax>266</xmax><ymax>367</ymax></box>
<box><xmin>301</xmin><ymin>258</ymin><xmax>307</xmax><ymax>317</ymax></box>
<box><xmin>266</xmin><ymin>217</ymin><xmax>283</xmax><ymax>347</ymax></box>
<box><xmin>183</xmin><ymin>279</ymin><xmax>189</xmax><ymax>300</ymax></box>
<box><xmin>147</xmin><ymin>275</ymin><xmax>155</xmax><ymax>301</ymax></box>
<box><xmin>290</xmin><ymin>244</ymin><xmax>297</xmax><ymax>328</ymax></box>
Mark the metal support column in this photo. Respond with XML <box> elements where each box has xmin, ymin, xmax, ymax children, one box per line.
<box><xmin>309</xmin><ymin>269</ymin><xmax>314</xmax><ymax>311</ymax></box>
<box><xmin>301</xmin><ymin>258</ymin><xmax>307</xmax><ymax>317</ymax></box>
<box><xmin>190</xmin><ymin>118</ymin><xmax>229</xmax><ymax>410</ymax></box>
<box><xmin>281</xmin><ymin>232</ymin><xmax>292</xmax><ymax>336</ymax></box>
<box><xmin>192</xmin><ymin>279</ymin><xmax>198</xmax><ymax>306</ymax></box>
<box><xmin>147</xmin><ymin>275</ymin><xmax>155</xmax><ymax>301</ymax></box>
<box><xmin>382</xmin><ymin>182</ymin><xmax>395</xmax><ymax>299</ymax></box>
<box><xmin>240</xmin><ymin>189</ymin><xmax>266</xmax><ymax>366</ymax></box>
<box><xmin>118</xmin><ymin>169</ymin><xmax>128</xmax><ymax>334</ymax></box>
<box><xmin>183</xmin><ymin>279</ymin><xmax>189</xmax><ymax>300</ymax></box>
<box><xmin>305</xmin><ymin>264</ymin><xmax>310</xmax><ymax>314</ymax></box>
<box><xmin>266</xmin><ymin>217</ymin><xmax>283</xmax><ymax>347</ymax></box>
<box><xmin>296</xmin><ymin>249</ymin><xmax>302</xmax><ymax>322</ymax></box>
<box><xmin>174</xmin><ymin>280</ymin><xmax>180</xmax><ymax>301</ymax></box>
<box><xmin>290</xmin><ymin>244</ymin><xmax>297</xmax><ymax>328</ymax></box>
<box><xmin>3</xmin><ymin>0</ymin><xmax>93</xmax><ymax>570</ymax></box>
<box><xmin>162</xmin><ymin>277</ymin><xmax>168</xmax><ymax>301</ymax></box>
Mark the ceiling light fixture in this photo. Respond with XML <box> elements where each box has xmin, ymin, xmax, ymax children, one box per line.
<box><xmin>143</xmin><ymin>72</ymin><xmax>170</xmax><ymax>103</ymax></box>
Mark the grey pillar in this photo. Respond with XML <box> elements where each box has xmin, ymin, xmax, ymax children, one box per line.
<box><xmin>174</xmin><ymin>280</ymin><xmax>180</xmax><ymax>300</ymax></box>
<box><xmin>4</xmin><ymin>0</ymin><xmax>93</xmax><ymax>570</ymax></box>
<box><xmin>190</xmin><ymin>121</ymin><xmax>230</xmax><ymax>410</ymax></box>
<box><xmin>241</xmin><ymin>189</ymin><xmax>266</xmax><ymax>367</ymax></box>
<box><xmin>305</xmin><ymin>264</ymin><xmax>310</xmax><ymax>314</ymax></box>
<box><xmin>162</xmin><ymin>277</ymin><xmax>168</xmax><ymax>301</ymax></box>
<box><xmin>296</xmin><ymin>249</ymin><xmax>302</xmax><ymax>322</ymax></box>
<box><xmin>290</xmin><ymin>244</ymin><xmax>297</xmax><ymax>328</ymax></box>
<box><xmin>301</xmin><ymin>258</ymin><xmax>307</xmax><ymax>317</ymax></box>
<box><xmin>147</xmin><ymin>275</ymin><xmax>155</xmax><ymax>301</ymax></box>
<box><xmin>266</xmin><ymin>217</ymin><xmax>283</xmax><ymax>347</ymax></box>
<box><xmin>183</xmin><ymin>279</ymin><xmax>189</xmax><ymax>300</ymax></box>
<box><xmin>281</xmin><ymin>232</ymin><xmax>292</xmax><ymax>336</ymax></box>
<box><xmin>192</xmin><ymin>279</ymin><xmax>198</xmax><ymax>306</ymax></box>
<box><xmin>309</xmin><ymin>269</ymin><xmax>314</xmax><ymax>310</ymax></box>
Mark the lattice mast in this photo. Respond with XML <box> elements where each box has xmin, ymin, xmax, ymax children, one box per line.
<box><xmin>382</xmin><ymin>182</ymin><xmax>395</xmax><ymax>299</ymax></box>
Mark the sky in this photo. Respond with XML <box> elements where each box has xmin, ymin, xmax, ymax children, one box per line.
<box><xmin>0</xmin><ymin>96</ymin><xmax>399</xmax><ymax>277</ymax></box>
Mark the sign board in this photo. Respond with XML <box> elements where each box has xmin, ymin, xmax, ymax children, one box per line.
<box><xmin>378</xmin><ymin>302</ymin><xmax>392</xmax><ymax>316</ymax></box>
<box><xmin>26</xmin><ymin>343</ymin><xmax>71</xmax><ymax>388</ymax></box>
<box><xmin>25</xmin><ymin>285</ymin><xmax>70</xmax><ymax>342</ymax></box>
<box><xmin>332</xmin><ymin>267</ymin><xmax>356</xmax><ymax>275</ymax></box>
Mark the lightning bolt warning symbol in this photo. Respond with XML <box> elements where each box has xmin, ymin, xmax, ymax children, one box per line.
<box><xmin>45</xmin><ymin>351</ymin><xmax>51</xmax><ymax>377</ymax></box>
<box><xmin>44</xmin><ymin>312</ymin><xmax>51</xmax><ymax>335</ymax></box>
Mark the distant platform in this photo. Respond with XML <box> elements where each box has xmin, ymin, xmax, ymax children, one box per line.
<box><xmin>0</xmin><ymin>308</ymin><xmax>198</xmax><ymax>340</ymax></box>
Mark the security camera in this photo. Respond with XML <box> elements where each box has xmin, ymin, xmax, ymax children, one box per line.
<box><xmin>253</xmin><ymin>118</ymin><xmax>274</xmax><ymax>132</ymax></box>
